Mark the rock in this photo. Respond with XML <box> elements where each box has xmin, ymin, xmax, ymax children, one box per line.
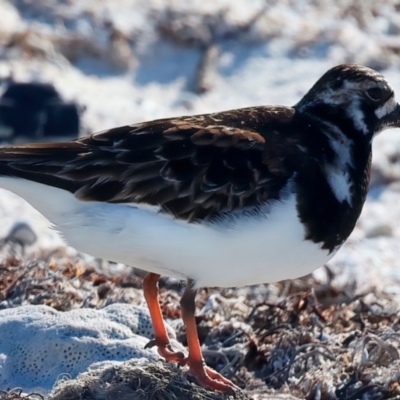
<box><xmin>0</xmin><ymin>303</ymin><xmax>182</xmax><ymax>394</ymax></box>
<box><xmin>365</xmin><ymin>223</ymin><xmax>394</xmax><ymax>238</ymax></box>
<box><xmin>0</xmin><ymin>82</ymin><xmax>80</xmax><ymax>142</ymax></box>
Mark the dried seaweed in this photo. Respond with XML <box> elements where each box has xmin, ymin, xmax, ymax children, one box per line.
<box><xmin>1</xmin><ymin>250</ymin><xmax>400</xmax><ymax>399</ymax></box>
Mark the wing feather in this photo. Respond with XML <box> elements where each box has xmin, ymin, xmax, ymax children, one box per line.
<box><xmin>0</xmin><ymin>106</ymin><xmax>298</xmax><ymax>222</ymax></box>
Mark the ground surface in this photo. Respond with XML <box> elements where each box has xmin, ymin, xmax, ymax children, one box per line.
<box><xmin>1</xmin><ymin>253</ymin><xmax>400</xmax><ymax>399</ymax></box>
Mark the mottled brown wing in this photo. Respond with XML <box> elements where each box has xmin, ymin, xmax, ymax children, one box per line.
<box><xmin>0</xmin><ymin>106</ymin><xmax>297</xmax><ymax>222</ymax></box>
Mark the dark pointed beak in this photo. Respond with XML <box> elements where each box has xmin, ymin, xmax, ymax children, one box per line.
<box><xmin>386</xmin><ymin>103</ymin><xmax>400</xmax><ymax>128</ymax></box>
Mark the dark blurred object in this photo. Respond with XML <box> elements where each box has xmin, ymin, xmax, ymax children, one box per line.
<box><xmin>0</xmin><ymin>82</ymin><xmax>80</xmax><ymax>142</ymax></box>
<box><xmin>0</xmin><ymin>221</ymin><xmax>37</xmax><ymax>258</ymax></box>
<box><xmin>7</xmin><ymin>221</ymin><xmax>37</xmax><ymax>247</ymax></box>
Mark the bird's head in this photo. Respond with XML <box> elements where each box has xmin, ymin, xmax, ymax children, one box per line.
<box><xmin>296</xmin><ymin>64</ymin><xmax>400</xmax><ymax>141</ymax></box>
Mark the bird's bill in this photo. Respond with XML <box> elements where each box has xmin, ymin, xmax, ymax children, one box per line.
<box><xmin>384</xmin><ymin>103</ymin><xmax>400</xmax><ymax>128</ymax></box>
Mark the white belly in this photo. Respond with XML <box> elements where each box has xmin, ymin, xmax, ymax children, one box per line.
<box><xmin>0</xmin><ymin>177</ymin><xmax>335</xmax><ymax>288</ymax></box>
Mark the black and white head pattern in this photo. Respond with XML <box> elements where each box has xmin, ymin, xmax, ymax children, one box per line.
<box><xmin>296</xmin><ymin>64</ymin><xmax>399</xmax><ymax>140</ymax></box>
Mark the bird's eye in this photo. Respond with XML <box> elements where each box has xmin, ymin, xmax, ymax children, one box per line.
<box><xmin>366</xmin><ymin>87</ymin><xmax>384</xmax><ymax>102</ymax></box>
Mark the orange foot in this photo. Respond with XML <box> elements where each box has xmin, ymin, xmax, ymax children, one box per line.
<box><xmin>143</xmin><ymin>273</ymin><xmax>186</xmax><ymax>363</ymax></box>
<box><xmin>185</xmin><ymin>358</ymin><xmax>240</xmax><ymax>393</ymax></box>
<box><xmin>180</xmin><ymin>281</ymin><xmax>240</xmax><ymax>393</ymax></box>
<box><xmin>145</xmin><ymin>338</ymin><xmax>185</xmax><ymax>363</ymax></box>
<box><xmin>143</xmin><ymin>273</ymin><xmax>240</xmax><ymax>393</ymax></box>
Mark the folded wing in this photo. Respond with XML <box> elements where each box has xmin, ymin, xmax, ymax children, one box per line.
<box><xmin>0</xmin><ymin>106</ymin><xmax>297</xmax><ymax>222</ymax></box>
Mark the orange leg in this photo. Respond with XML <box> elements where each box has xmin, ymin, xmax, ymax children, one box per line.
<box><xmin>180</xmin><ymin>280</ymin><xmax>240</xmax><ymax>393</ymax></box>
<box><xmin>143</xmin><ymin>273</ymin><xmax>185</xmax><ymax>362</ymax></box>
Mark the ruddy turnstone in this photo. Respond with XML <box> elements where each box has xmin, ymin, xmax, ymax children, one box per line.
<box><xmin>0</xmin><ymin>64</ymin><xmax>399</xmax><ymax>393</ymax></box>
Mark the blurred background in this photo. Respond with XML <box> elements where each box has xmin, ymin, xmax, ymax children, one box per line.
<box><xmin>0</xmin><ymin>0</ymin><xmax>400</xmax><ymax>290</ymax></box>
<box><xmin>2</xmin><ymin>0</ymin><xmax>400</xmax><ymax>135</ymax></box>
<box><xmin>3</xmin><ymin>2</ymin><xmax>400</xmax><ymax>397</ymax></box>
<box><xmin>1</xmin><ymin>0</ymin><xmax>400</xmax><ymax>293</ymax></box>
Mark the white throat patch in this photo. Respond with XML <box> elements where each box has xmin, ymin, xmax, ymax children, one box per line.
<box><xmin>323</xmin><ymin>163</ymin><xmax>353</xmax><ymax>206</ymax></box>
<box><xmin>346</xmin><ymin>99</ymin><xmax>368</xmax><ymax>135</ymax></box>
<box><xmin>321</xmin><ymin>125</ymin><xmax>354</xmax><ymax>207</ymax></box>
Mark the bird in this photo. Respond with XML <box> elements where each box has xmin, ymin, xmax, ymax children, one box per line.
<box><xmin>0</xmin><ymin>64</ymin><xmax>399</xmax><ymax>393</ymax></box>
